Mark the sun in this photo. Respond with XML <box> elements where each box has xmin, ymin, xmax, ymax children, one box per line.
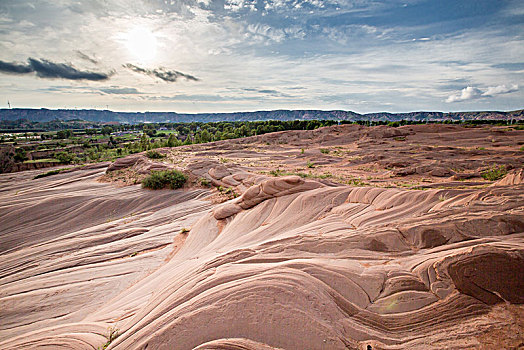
<box><xmin>124</xmin><ymin>26</ymin><xmax>158</xmax><ymax>63</ymax></box>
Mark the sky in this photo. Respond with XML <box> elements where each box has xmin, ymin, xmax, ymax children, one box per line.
<box><xmin>0</xmin><ymin>0</ymin><xmax>523</xmax><ymax>113</ymax></box>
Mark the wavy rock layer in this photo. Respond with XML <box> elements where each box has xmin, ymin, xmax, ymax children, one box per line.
<box><xmin>1</xmin><ymin>125</ymin><xmax>524</xmax><ymax>350</ymax></box>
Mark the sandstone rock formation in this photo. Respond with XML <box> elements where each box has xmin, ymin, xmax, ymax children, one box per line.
<box><xmin>1</xmin><ymin>124</ymin><xmax>523</xmax><ymax>349</ymax></box>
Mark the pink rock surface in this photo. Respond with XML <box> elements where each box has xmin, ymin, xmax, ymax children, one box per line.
<box><xmin>1</xmin><ymin>125</ymin><xmax>524</xmax><ymax>350</ymax></box>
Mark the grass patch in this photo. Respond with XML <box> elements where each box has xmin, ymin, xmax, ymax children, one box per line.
<box><xmin>320</xmin><ymin>148</ymin><xmax>330</xmax><ymax>154</ymax></box>
<box><xmin>24</xmin><ymin>158</ymin><xmax>59</xmax><ymax>163</ymax></box>
<box><xmin>306</xmin><ymin>161</ymin><xmax>315</xmax><ymax>168</ymax></box>
<box><xmin>347</xmin><ymin>156</ymin><xmax>362</xmax><ymax>163</ymax></box>
<box><xmin>481</xmin><ymin>165</ymin><xmax>507</xmax><ymax>181</ymax></box>
<box><xmin>409</xmin><ymin>186</ymin><xmax>429</xmax><ymax>190</ymax></box>
<box><xmin>316</xmin><ymin>173</ymin><xmax>333</xmax><ymax>179</ymax></box>
<box><xmin>98</xmin><ymin>327</ymin><xmax>119</xmax><ymax>350</ymax></box>
<box><xmin>218</xmin><ymin>186</ymin><xmax>239</xmax><ymax>199</ymax></box>
<box><xmin>33</xmin><ymin>167</ymin><xmax>71</xmax><ymax>179</ymax></box>
<box><xmin>199</xmin><ymin>177</ymin><xmax>211</xmax><ymax>187</ymax></box>
<box><xmin>347</xmin><ymin>178</ymin><xmax>366</xmax><ymax>186</ymax></box>
<box><xmin>142</xmin><ymin>170</ymin><xmax>187</xmax><ymax>190</ymax></box>
<box><xmin>269</xmin><ymin>169</ymin><xmax>286</xmax><ymax>177</ymax></box>
<box><xmin>145</xmin><ymin>150</ymin><xmax>165</xmax><ymax>159</ymax></box>
<box><xmin>268</xmin><ymin>169</ymin><xmax>333</xmax><ymax>180</ymax></box>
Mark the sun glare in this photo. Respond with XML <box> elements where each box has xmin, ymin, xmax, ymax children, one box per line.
<box><xmin>124</xmin><ymin>26</ymin><xmax>157</xmax><ymax>63</ymax></box>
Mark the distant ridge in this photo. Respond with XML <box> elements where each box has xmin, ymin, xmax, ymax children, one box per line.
<box><xmin>0</xmin><ymin>108</ymin><xmax>522</xmax><ymax>123</ymax></box>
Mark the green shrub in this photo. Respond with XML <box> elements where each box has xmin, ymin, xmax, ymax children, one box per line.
<box><xmin>320</xmin><ymin>148</ymin><xmax>330</xmax><ymax>154</ymax></box>
<box><xmin>142</xmin><ymin>170</ymin><xmax>187</xmax><ymax>190</ymax></box>
<box><xmin>306</xmin><ymin>161</ymin><xmax>315</xmax><ymax>168</ymax></box>
<box><xmin>55</xmin><ymin>151</ymin><xmax>74</xmax><ymax>164</ymax></box>
<box><xmin>145</xmin><ymin>150</ymin><xmax>165</xmax><ymax>159</ymax></box>
<box><xmin>13</xmin><ymin>148</ymin><xmax>28</xmax><ymax>162</ymax></box>
<box><xmin>481</xmin><ymin>165</ymin><xmax>507</xmax><ymax>181</ymax></box>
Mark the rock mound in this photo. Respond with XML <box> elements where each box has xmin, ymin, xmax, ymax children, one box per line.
<box><xmin>213</xmin><ymin>175</ymin><xmax>323</xmax><ymax>219</ymax></box>
<box><xmin>494</xmin><ymin>168</ymin><xmax>524</xmax><ymax>186</ymax></box>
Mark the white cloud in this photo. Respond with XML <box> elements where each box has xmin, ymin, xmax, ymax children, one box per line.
<box><xmin>482</xmin><ymin>84</ymin><xmax>519</xmax><ymax>96</ymax></box>
<box><xmin>446</xmin><ymin>84</ymin><xmax>519</xmax><ymax>103</ymax></box>
<box><xmin>445</xmin><ymin>86</ymin><xmax>482</xmax><ymax>103</ymax></box>
<box><xmin>225</xmin><ymin>0</ymin><xmax>257</xmax><ymax>12</ymax></box>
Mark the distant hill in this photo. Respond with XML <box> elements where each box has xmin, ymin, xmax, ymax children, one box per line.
<box><xmin>0</xmin><ymin>108</ymin><xmax>522</xmax><ymax>123</ymax></box>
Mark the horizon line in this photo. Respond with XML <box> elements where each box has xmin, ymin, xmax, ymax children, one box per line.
<box><xmin>0</xmin><ymin>107</ymin><xmax>523</xmax><ymax>115</ymax></box>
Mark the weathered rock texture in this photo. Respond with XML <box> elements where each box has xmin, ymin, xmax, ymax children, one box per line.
<box><xmin>1</xmin><ymin>124</ymin><xmax>523</xmax><ymax>350</ymax></box>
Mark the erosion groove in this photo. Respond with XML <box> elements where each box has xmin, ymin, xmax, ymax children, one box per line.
<box><xmin>1</xmin><ymin>124</ymin><xmax>523</xmax><ymax>349</ymax></box>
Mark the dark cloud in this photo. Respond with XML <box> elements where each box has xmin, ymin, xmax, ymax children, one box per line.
<box><xmin>123</xmin><ymin>63</ymin><xmax>199</xmax><ymax>82</ymax></box>
<box><xmin>28</xmin><ymin>58</ymin><xmax>111</xmax><ymax>80</ymax></box>
<box><xmin>100</xmin><ymin>87</ymin><xmax>142</xmax><ymax>94</ymax></box>
<box><xmin>0</xmin><ymin>58</ymin><xmax>112</xmax><ymax>81</ymax></box>
<box><xmin>75</xmin><ymin>50</ymin><xmax>98</xmax><ymax>64</ymax></box>
<box><xmin>0</xmin><ymin>60</ymin><xmax>34</xmax><ymax>74</ymax></box>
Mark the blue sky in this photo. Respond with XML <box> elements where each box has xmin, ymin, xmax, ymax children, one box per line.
<box><xmin>0</xmin><ymin>0</ymin><xmax>522</xmax><ymax>113</ymax></box>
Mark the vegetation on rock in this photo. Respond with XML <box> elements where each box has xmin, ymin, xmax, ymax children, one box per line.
<box><xmin>141</xmin><ymin>170</ymin><xmax>187</xmax><ymax>190</ymax></box>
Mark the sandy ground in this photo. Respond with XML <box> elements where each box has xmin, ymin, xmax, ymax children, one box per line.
<box><xmin>1</xmin><ymin>124</ymin><xmax>523</xmax><ymax>349</ymax></box>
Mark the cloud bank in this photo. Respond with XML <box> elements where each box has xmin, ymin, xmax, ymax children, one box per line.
<box><xmin>123</xmin><ymin>64</ymin><xmax>199</xmax><ymax>82</ymax></box>
<box><xmin>0</xmin><ymin>58</ymin><xmax>112</xmax><ymax>81</ymax></box>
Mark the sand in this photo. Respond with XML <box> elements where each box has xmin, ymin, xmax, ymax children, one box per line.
<box><xmin>1</xmin><ymin>124</ymin><xmax>523</xmax><ymax>349</ymax></box>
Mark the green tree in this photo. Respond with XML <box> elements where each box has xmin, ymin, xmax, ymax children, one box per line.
<box><xmin>167</xmin><ymin>134</ymin><xmax>180</xmax><ymax>147</ymax></box>
<box><xmin>101</xmin><ymin>126</ymin><xmax>113</xmax><ymax>135</ymax></box>
<box><xmin>56</xmin><ymin>129</ymin><xmax>73</xmax><ymax>139</ymax></box>
<box><xmin>140</xmin><ymin>133</ymin><xmax>150</xmax><ymax>151</ymax></box>
<box><xmin>55</xmin><ymin>151</ymin><xmax>74</xmax><ymax>164</ymax></box>
<box><xmin>200</xmin><ymin>129</ymin><xmax>212</xmax><ymax>143</ymax></box>
<box><xmin>145</xmin><ymin>129</ymin><xmax>156</xmax><ymax>137</ymax></box>
<box><xmin>13</xmin><ymin>148</ymin><xmax>28</xmax><ymax>162</ymax></box>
